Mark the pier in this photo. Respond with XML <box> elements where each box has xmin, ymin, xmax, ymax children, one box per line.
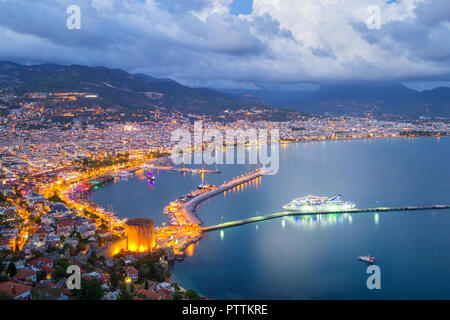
<box><xmin>181</xmin><ymin>169</ymin><xmax>267</xmax><ymax>225</ymax></box>
<box><xmin>201</xmin><ymin>205</ymin><xmax>450</xmax><ymax>232</ymax></box>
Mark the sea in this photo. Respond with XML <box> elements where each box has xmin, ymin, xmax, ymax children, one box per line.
<box><xmin>89</xmin><ymin>137</ymin><xmax>450</xmax><ymax>299</ymax></box>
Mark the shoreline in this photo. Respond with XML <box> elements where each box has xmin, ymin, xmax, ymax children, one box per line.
<box><xmin>46</xmin><ymin>135</ymin><xmax>447</xmax><ymax>253</ymax></box>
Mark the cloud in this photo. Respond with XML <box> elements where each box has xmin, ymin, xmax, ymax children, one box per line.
<box><xmin>0</xmin><ymin>0</ymin><xmax>448</xmax><ymax>89</ymax></box>
<box><xmin>353</xmin><ymin>0</ymin><xmax>450</xmax><ymax>64</ymax></box>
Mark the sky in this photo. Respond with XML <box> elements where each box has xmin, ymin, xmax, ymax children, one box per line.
<box><xmin>0</xmin><ymin>0</ymin><xmax>449</xmax><ymax>91</ymax></box>
<box><xmin>230</xmin><ymin>0</ymin><xmax>253</xmax><ymax>15</ymax></box>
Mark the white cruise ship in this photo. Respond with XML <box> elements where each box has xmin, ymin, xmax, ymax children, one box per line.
<box><xmin>283</xmin><ymin>195</ymin><xmax>356</xmax><ymax>213</ymax></box>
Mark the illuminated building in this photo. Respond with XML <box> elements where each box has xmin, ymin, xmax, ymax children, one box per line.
<box><xmin>124</xmin><ymin>218</ymin><xmax>155</xmax><ymax>252</ymax></box>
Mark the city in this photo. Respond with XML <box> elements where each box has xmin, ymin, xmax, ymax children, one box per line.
<box><xmin>1</xmin><ymin>96</ymin><xmax>448</xmax><ymax>299</ymax></box>
<box><xmin>0</xmin><ymin>0</ymin><xmax>449</xmax><ymax>309</ymax></box>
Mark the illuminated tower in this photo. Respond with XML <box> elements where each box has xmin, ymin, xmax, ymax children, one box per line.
<box><xmin>125</xmin><ymin>218</ymin><xmax>155</xmax><ymax>252</ymax></box>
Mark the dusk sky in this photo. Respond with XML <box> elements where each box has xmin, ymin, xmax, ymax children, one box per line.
<box><xmin>0</xmin><ymin>0</ymin><xmax>449</xmax><ymax>90</ymax></box>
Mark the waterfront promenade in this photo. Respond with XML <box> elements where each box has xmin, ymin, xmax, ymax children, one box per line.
<box><xmin>202</xmin><ymin>204</ymin><xmax>450</xmax><ymax>231</ymax></box>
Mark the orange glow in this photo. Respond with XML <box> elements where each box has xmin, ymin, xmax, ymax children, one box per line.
<box><xmin>186</xmin><ymin>243</ymin><xmax>195</xmax><ymax>257</ymax></box>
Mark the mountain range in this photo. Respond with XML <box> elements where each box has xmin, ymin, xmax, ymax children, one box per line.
<box><xmin>225</xmin><ymin>83</ymin><xmax>450</xmax><ymax>118</ymax></box>
<box><xmin>0</xmin><ymin>61</ymin><xmax>449</xmax><ymax>118</ymax></box>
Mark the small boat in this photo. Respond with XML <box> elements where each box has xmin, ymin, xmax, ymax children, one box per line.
<box><xmin>114</xmin><ymin>170</ymin><xmax>133</xmax><ymax>177</ymax></box>
<box><xmin>358</xmin><ymin>255</ymin><xmax>376</xmax><ymax>263</ymax></box>
<box><xmin>198</xmin><ymin>183</ymin><xmax>211</xmax><ymax>190</ymax></box>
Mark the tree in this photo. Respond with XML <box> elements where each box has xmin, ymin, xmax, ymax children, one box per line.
<box><xmin>139</xmin><ymin>264</ymin><xmax>151</xmax><ymax>278</ymax></box>
<box><xmin>0</xmin><ymin>290</ymin><xmax>13</xmax><ymax>300</ymax></box>
<box><xmin>73</xmin><ymin>279</ymin><xmax>104</xmax><ymax>300</ymax></box>
<box><xmin>152</xmin><ymin>263</ymin><xmax>165</xmax><ymax>283</ymax></box>
<box><xmin>6</xmin><ymin>262</ymin><xmax>16</xmax><ymax>277</ymax></box>
<box><xmin>30</xmin><ymin>287</ymin><xmax>51</xmax><ymax>300</ymax></box>
<box><xmin>118</xmin><ymin>284</ymin><xmax>132</xmax><ymax>300</ymax></box>
<box><xmin>34</xmin><ymin>216</ymin><xmax>41</xmax><ymax>225</ymax></box>
<box><xmin>36</xmin><ymin>271</ymin><xmax>47</xmax><ymax>282</ymax></box>
<box><xmin>184</xmin><ymin>289</ymin><xmax>200</xmax><ymax>300</ymax></box>
<box><xmin>47</xmin><ymin>193</ymin><xmax>65</xmax><ymax>204</ymax></box>
<box><xmin>173</xmin><ymin>291</ymin><xmax>182</xmax><ymax>300</ymax></box>
<box><xmin>51</xmin><ymin>259</ymin><xmax>69</xmax><ymax>281</ymax></box>
<box><xmin>110</xmin><ymin>272</ymin><xmax>120</xmax><ymax>289</ymax></box>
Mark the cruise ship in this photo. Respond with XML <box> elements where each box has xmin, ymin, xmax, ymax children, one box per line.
<box><xmin>283</xmin><ymin>195</ymin><xmax>356</xmax><ymax>213</ymax></box>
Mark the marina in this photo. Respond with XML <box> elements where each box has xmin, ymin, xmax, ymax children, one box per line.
<box><xmin>143</xmin><ymin>164</ymin><xmax>221</xmax><ymax>175</ymax></box>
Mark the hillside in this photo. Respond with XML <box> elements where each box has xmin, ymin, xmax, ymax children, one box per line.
<box><xmin>0</xmin><ymin>61</ymin><xmax>260</xmax><ymax>113</ymax></box>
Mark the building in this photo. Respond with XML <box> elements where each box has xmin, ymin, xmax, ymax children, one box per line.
<box><xmin>124</xmin><ymin>218</ymin><xmax>155</xmax><ymax>252</ymax></box>
<box><xmin>29</xmin><ymin>257</ymin><xmax>53</xmax><ymax>269</ymax></box>
<box><xmin>15</xmin><ymin>268</ymin><xmax>37</xmax><ymax>282</ymax></box>
<box><xmin>57</xmin><ymin>219</ymin><xmax>75</xmax><ymax>236</ymax></box>
<box><xmin>0</xmin><ymin>282</ymin><xmax>32</xmax><ymax>299</ymax></box>
<box><xmin>0</xmin><ymin>238</ymin><xmax>13</xmax><ymax>251</ymax></box>
<box><xmin>125</xmin><ymin>266</ymin><xmax>139</xmax><ymax>283</ymax></box>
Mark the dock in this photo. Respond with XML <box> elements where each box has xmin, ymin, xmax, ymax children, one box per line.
<box><xmin>201</xmin><ymin>205</ymin><xmax>450</xmax><ymax>232</ymax></box>
<box><xmin>143</xmin><ymin>165</ymin><xmax>220</xmax><ymax>174</ymax></box>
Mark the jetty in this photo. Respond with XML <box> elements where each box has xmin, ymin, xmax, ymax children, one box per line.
<box><xmin>201</xmin><ymin>205</ymin><xmax>450</xmax><ymax>232</ymax></box>
<box><xmin>180</xmin><ymin>169</ymin><xmax>267</xmax><ymax>225</ymax></box>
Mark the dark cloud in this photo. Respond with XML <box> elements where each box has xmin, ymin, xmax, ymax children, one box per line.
<box><xmin>251</xmin><ymin>13</ymin><xmax>296</xmax><ymax>40</ymax></box>
<box><xmin>0</xmin><ymin>0</ymin><xmax>449</xmax><ymax>88</ymax></box>
<box><xmin>352</xmin><ymin>0</ymin><xmax>450</xmax><ymax>63</ymax></box>
<box><xmin>310</xmin><ymin>47</ymin><xmax>336</xmax><ymax>59</ymax></box>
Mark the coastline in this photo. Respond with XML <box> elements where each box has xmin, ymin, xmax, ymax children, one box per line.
<box><xmin>44</xmin><ymin>135</ymin><xmax>447</xmax><ymax>254</ymax></box>
<box><xmin>62</xmin><ymin>135</ymin><xmax>448</xmax><ymax>298</ymax></box>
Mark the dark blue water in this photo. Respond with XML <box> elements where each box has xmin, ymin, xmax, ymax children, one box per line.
<box><xmin>91</xmin><ymin>137</ymin><xmax>450</xmax><ymax>299</ymax></box>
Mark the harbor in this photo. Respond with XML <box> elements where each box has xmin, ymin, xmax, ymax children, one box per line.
<box><xmin>84</xmin><ymin>138</ymin><xmax>450</xmax><ymax>299</ymax></box>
